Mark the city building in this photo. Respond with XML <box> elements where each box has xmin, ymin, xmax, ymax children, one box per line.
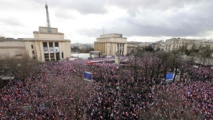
<box><xmin>94</xmin><ymin>33</ymin><xmax>127</xmax><ymax>56</ymax></box>
<box><xmin>164</xmin><ymin>38</ymin><xmax>213</xmax><ymax>51</ymax></box>
<box><xmin>127</xmin><ymin>41</ymin><xmax>141</xmax><ymax>54</ymax></box>
<box><xmin>71</xmin><ymin>43</ymin><xmax>94</xmax><ymax>50</ymax></box>
<box><xmin>151</xmin><ymin>40</ymin><xmax>165</xmax><ymax>51</ymax></box>
<box><xmin>0</xmin><ymin>4</ymin><xmax>71</xmax><ymax>62</ymax></box>
<box><xmin>0</xmin><ymin>37</ymin><xmax>27</xmax><ymax>59</ymax></box>
<box><xmin>126</xmin><ymin>41</ymin><xmax>153</xmax><ymax>54</ymax></box>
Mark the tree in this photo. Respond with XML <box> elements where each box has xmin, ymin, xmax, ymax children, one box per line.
<box><xmin>156</xmin><ymin>51</ymin><xmax>172</xmax><ymax>80</ymax></box>
<box><xmin>0</xmin><ymin>55</ymin><xmax>38</xmax><ymax>83</ymax></box>
<box><xmin>144</xmin><ymin>45</ymin><xmax>154</xmax><ymax>52</ymax></box>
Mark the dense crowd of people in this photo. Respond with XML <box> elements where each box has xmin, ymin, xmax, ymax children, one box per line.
<box><xmin>0</xmin><ymin>56</ymin><xmax>212</xmax><ymax>119</ymax></box>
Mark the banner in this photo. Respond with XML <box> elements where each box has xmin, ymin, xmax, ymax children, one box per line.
<box><xmin>43</xmin><ymin>47</ymin><xmax>60</xmax><ymax>53</ymax></box>
<box><xmin>166</xmin><ymin>72</ymin><xmax>174</xmax><ymax>82</ymax></box>
<box><xmin>84</xmin><ymin>72</ymin><xmax>93</xmax><ymax>81</ymax></box>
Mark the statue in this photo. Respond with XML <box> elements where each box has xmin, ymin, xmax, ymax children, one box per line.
<box><xmin>115</xmin><ymin>51</ymin><xmax>120</xmax><ymax>64</ymax></box>
<box><xmin>115</xmin><ymin>51</ymin><xmax>120</xmax><ymax>57</ymax></box>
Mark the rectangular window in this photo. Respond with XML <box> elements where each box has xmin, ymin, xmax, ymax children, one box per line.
<box><xmin>49</xmin><ymin>42</ymin><xmax>53</xmax><ymax>47</ymax></box>
<box><xmin>55</xmin><ymin>42</ymin><xmax>59</xmax><ymax>47</ymax></box>
<box><xmin>50</xmin><ymin>53</ymin><xmax>55</xmax><ymax>61</ymax></box>
<box><xmin>31</xmin><ymin>45</ymin><xmax>34</xmax><ymax>49</ymax></box>
<box><xmin>32</xmin><ymin>51</ymin><xmax>34</xmax><ymax>54</ymax></box>
<box><xmin>44</xmin><ymin>53</ymin><xmax>49</xmax><ymax>61</ymax></box>
<box><xmin>56</xmin><ymin>53</ymin><xmax>60</xmax><ymax>60</ymax></box>
<box><xmin>62</xmin><ymin>52</ymin><xmax>64</xmax><ymax>58</ymax></box>
<box><xmin>43</xmin><ymin>42</ymin><xmax>47</xmax><ymax>47</ymax></box>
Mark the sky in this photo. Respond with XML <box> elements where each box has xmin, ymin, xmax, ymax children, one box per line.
<box><xmin>0</xmin><ymin>0</ymin><xmax>213</xmax><ymax>43</ymax></box>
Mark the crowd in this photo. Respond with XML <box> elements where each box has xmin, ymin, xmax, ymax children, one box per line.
<box><xmin>148</xmin><ymin>80</ymin><xmax>213</xmax><ymax>119</ymax></box>
<box><xmin>0</xmin><ymin>57</ymin><xmax>212</xmax><ymax>119</ymax></box>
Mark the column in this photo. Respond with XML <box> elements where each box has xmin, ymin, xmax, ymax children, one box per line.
<box><xmin>115</xmin><ymin>43</ymin><xmax>117</xmax><ymax>52</ymax></box>
<box><xmin>107</xmin><ymin>43</ymin><xmax>110</xmax><ymax>55</ymax></box>
<box><xmin>105</xmin><ymin>43</ymin><xmax>107</xmax><ymax>55</ymax></box>
<box><xmin>59</xmin><ymin>42</ymin><xmax>62</xmax><ymax>60</ymax></box>
<box><xmin>112</xmin><ymin>43</ymin><xmax>114</xmax><ymax>56</ymax></box>
<box><xmin>39</xmin><ymin>42</ymin><xmax>44</xmax><ymax>62</ymax></box>
<box><xmin>124</xmin><ymin>44</ymin><xmax>127</xmax><ymax>56</ymax></box>
<box><xmin>119</xmin><ymin>43</ymin><xmax>121</xmax><ymax>55</ymax></box>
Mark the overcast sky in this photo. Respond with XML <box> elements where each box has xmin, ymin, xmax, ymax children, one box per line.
<box><xmin>0</xmin><ymin>0</ymin><xmax>213</xmax><ymax>43</ymax></box>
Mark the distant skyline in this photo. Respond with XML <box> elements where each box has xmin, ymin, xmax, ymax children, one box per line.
<box><xmin>1</xmin><ymin>0</ymin><xmax>213</xmax><ymax>43</ymax></box>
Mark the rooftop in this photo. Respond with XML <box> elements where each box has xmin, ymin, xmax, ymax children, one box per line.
<box><xmin>99</xmin><ymin>33</ymin><xmax>123</xmax><ymax>38</ymax></box>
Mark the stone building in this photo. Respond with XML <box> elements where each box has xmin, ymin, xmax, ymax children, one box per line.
<box><xmin>0</xmin><ymin>4</ymin><xmax>71</xmax><ymax>62</ymax></box>
<box><xmin>126</xmin><ymin>41</ymin><xmax>153</xmax><ymax>54</ymax></box>
<box><xmin>24</xmin><ymin>26</ymin><xmax>71</xmax><ymax>62</ymax></box>
<box><xmin>94</xmin><ymin>33</ymin><xmax>127</xmax><ymax>56</ymax></box>
<box><xmin>164</xmin><ymin>38</ymin><xmax>213</xmax><ymax>51</ymax></box>
<box><xmin>0</xmin><ymin>37</ymin><xmax>27</xmax><ymax>59</ymax></box>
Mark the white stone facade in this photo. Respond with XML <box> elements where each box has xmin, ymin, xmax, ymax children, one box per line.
<box><xmin>94</xmin><ymin>33</ymin><xmax>127</xmax><ymax>56</ymax></box>
<box><xmin>0</xmin><ymin>27</ymin><xmax>71</xmax><ymax>62</ymax></box>
<box><xmin>165</xmin><ymin>38</ymin><xmax>213</xmax><ymax>51</ymax></box>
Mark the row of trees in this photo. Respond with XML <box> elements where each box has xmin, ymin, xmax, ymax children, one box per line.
<box><xmin>0</xmin><ymin>55</ymin><xmax>39</xmax><ymax>87</ymax></box>
<box><xmin>130</xmin><ymin>44</ymin><xmax>213</xmax><ymax>80</ymax></box>
<box><xmin>181</xmin><ymin>45</ymin><xmax>213</xmax><ymax>65</ymax></box>
<box><xmin>129</xmin><ymin>48</ymin><xmax>184</xmax><ymax>83</ymax></box>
